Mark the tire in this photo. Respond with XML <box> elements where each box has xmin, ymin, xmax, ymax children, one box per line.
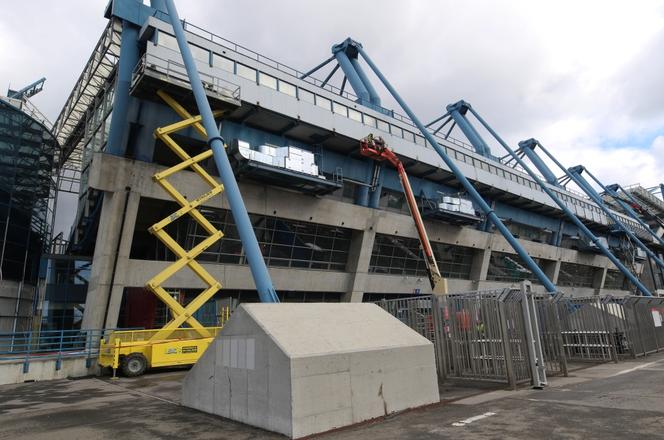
<box><xmin>121</xmin><ymin>353</ymin><xmax>148</xmax><ymax>377</ymax></box>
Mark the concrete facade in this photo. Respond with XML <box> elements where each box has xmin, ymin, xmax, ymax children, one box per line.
<box><xmin>77</xmin><ymin>152</ymin><xmax>635</xmax><ymax>330</ymax></box>
<box><xmin>182</xmin><ymin>303</ymin><xmax>439</xmax><ymax>438</ymax></box>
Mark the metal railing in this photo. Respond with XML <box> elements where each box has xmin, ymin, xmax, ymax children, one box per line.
<box><xmin>376</xmin><ymin>285</ymin><xmax>664</xmax><ymax>388</ymax></box>
<box><xmin>0</xmin><ymin>328</ymin><xmax>136</xmax><ymax>374</ymax></box>
<box><xmin>377</xmin><ymin>286</ymin><xmax>550</xmax><ymax>387</ymax></box>
<box><xmin>132</xmin><ymin>52</ymin><xmax>241</xmax><ymax>102</ymax></box>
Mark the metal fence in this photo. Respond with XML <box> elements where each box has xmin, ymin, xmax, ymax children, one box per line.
<box><xmin>378</xmin><ymin>285</ymin><xmax>554</xmax><ymax>387</ymax></box>
<box><xmin>377</xmin><ymin>283</ymin><xmax>664</xmax><ymax>388</ymax></box>
<box><xmin>0</xmin><ymin>328</ymin><xmax>127</xmax><ymax>373</ymax></box>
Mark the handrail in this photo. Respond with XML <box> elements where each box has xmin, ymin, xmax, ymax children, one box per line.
<box><xmin>132</xmin><ymin>52</ymin><xmax>241</xmax><ymax>101</ymax></box>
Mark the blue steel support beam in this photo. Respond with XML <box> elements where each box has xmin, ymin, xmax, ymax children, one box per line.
<box><xmin>150</xmin><ymin>0</ymin><xmax>167</xmax><ymax>13</ymax></box>
<box><xmin>332</xmin><ymin>39</ymin><xmax>370</xmax><ymax>104</ymax></box>
<box><xmin>300</xmin><ymin>55</ymin><xmax>336</xmax><ymax>80</ymax></box>
<box><xmin>605</xmin><ymin>184</ymin><xmax>664</xmax><ymax>248</ymax></box>
<box><xmin>661</xmin><ymin>184</ymin><xmax>664</xmax><ymax>201</ymax></box>
<box><xmin>321</xmin><ymin>64</ymin><xmax>340</xmax><ymax>88</ymax></box>
<box><xmin>464</xmin><ymin>110</ymin><xmax>652</xmax><ymax>296</ymax></box>
<box><xmin>355</xmin><ymin>46</ymin><xmax>558</xmax><ymax>293</ymax></box>
<box><xmin>349</xmin><ymin>56</ymin><xmax>381</xmax><ymax>107</ymax></box>
<box><xmin>369</xmin><ymin>163</ymin><xmax>384</xmax><ymax>209</ymax></box>
<box><xmin>106</xmin><ymin>20</ymin><xmax>139</xmax><ymax>156</ymax></box>
<box><xmin>446</xmin><ymin>101</ymin><xmax>492</xmax><ymax>158</ymax></box>
<box><xmin>568</xmin><ymin>166</ymin><xmax>664</xmax><ymax>272</ymax></box>
<box><xmin>164</xmin><ymin>0</ymin><xmax>279</xmax><ymax>303</ymax></box>
<box><xmin>518</xmin><ymin>138</ymin><xmax>560</xmax><ymax>187</ymax></box>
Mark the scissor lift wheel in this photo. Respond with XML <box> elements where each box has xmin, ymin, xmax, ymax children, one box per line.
<box><xmin>121</xmin><ymin>353</ymin><xmax>148</xmax><ymax>377</ymax></box>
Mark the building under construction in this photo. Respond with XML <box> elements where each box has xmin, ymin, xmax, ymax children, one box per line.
<box><xmin>0</xmin><ymin>80</ymin><xmax>58</xmax><ymax>333</ymax></box>
<box><xmin>35</xmin><ymin>0</ymin><xmax>664</xmax><ymax>334</ymax></box>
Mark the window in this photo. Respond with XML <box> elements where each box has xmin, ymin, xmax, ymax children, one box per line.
<box><xmin>487</xmin><ymin>252</ymin><xmax>542</xmax><ymax>283</ymax></box>
<box><xmin>348</xmin><ymin>108</ymin><xmax>362</xmax><ymax>122</ymax></box>
<box><xmin>236</xmin><ymin>64</ymin><xmax>256</xmax><ymax>81</ymax></box>
<box><xmin>604</xmin><ymin>270</ymin><xmax>626</xmax><ymax>290</ymax></box>
<box><xmin>299</xmin><ymin>88</ymin><xmax>315</xmax><ymax>103</ymax></box>
<box><xmin>158</xmin><ymin>32</ymin><xmax>179</xmax><ymax>51</ymax></box>
<box><xmin>558</xmin><ymin>262</ymin><xmax>595</xmax><ymax>288</ymax></box>
<box><xmin>403</xmin><ymin>130</ymin><xmax>415</xmax><ymax>143</ymax></box>
<box><xmin>315</xmin><ymin>95</ymin><xmax>331</xmax><ymax>110</ymax></box>
<box><xmin>212</xmin><ymin>53</ymin><xmax>234</xmax><ymax>72</ymax></box>
<box><xmin>167</xmin><ymin>208</ymin><xmax>353</xmax><ymax>271</ymax></box>
<box><xmin>376</xmin><ymin>119</ymin><xmax>389</xmax><ymax>132</ymax></box>
<box><xmin>189</xmin><ymin>43</ymin><xmax>209</xmax><ymax>63</ymax></box>
<box><xmin>258</xmin><ymin>72</ymin><xmax>277</xmax><ymax>90</ymax></box>
<box><xmin>363</xmin><ymin>114</ymin><xmax>377</xmax><ymax>128</ymax></box>
<box><xmin>332</xmin><ymin>102</ymin><xmax>347</xmax><ymax>116</ymax></box>
<box><xmin>390</xmin><ymin>125</ymin><xmax>403</xmax><ymax>138</ymax></box>
<box><xmin>278</xmin><ymin>81</ymin><xmax>296</xmax><ymax>97</ymax></box>
<box><xmin>415</xmin><ymin>135</ymin><xmax>425</xmax><ymax>146</ymax></box>
<box><xmin>369</xmin><ymin>234</ymin><xmax>473</xmax><ymax>279</ymax></box>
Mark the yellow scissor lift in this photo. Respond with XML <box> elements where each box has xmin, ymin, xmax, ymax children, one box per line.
<box><xmin>99</xmin><ymin>90</ymin><xmax>232</xmax><ymax>377</ymax></box>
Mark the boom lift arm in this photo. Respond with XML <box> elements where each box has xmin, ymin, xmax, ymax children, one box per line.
<box><xmin>360</xmin><ymin>135</ymin><xmax>448</xmax><ymax>294</ymax></box>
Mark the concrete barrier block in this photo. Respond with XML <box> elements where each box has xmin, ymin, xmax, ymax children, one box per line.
<box><xmin>182</xmin><ymin>303</ymin><xmax>439</xmax><ymax>438</ymax></box>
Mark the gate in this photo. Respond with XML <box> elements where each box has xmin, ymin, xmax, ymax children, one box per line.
<box><xmin>376</xmin><ymin>283</ymin><xmax>565</xmax><ymax>387</ymax></box>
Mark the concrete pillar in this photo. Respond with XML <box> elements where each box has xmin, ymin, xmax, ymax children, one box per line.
<box><xmin>542</xmin><ymin>260</ymin><xmax>561</xmax><ymax>284</ymax></box>
<box><xmin>469</xmin><ymin>248</ymin><xmax>491</xmax><ymax>288</ymax></box>
<box><xmin>343</xmin><ymin>228</ymin><xmax>376</xmax><ymax>302</ymax></box>
<box><xmin>592</xmin><ymin>265</ymin><xmax>608</xmax><ymax>294</ymax></box>
<box><xmin>81</xmin><ymin>189</ymin><xmax>140</xmax><ymax>330</ymax></box>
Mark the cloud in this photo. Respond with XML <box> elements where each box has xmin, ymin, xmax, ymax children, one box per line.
<box><xmin>2</xmin><ymin>0</ymin><xmax>663</xmax><ymax>239</ymax></box>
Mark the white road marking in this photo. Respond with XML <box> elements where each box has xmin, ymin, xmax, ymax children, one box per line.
<box><xmin>451</xmin><ymin>411</ymin><xmax>497</xmax><ymax>427</ymax></box>
<box><xmin>612</xmin><ymin>359</ymin><xmax>662</xmax><ymax>377</ymax></box>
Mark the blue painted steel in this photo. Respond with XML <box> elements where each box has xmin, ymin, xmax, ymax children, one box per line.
<box><xmin>446</xmin><ymin>101</ymin><xmax>492</xmax><ymax>158</ymax></box>
<box><xmin>369</xmin><ymin>164</ymin><xmax>384</xmax><ymax>209</ymax></box>
<box><xmin>106</xmin><ymin>20</ymin><xmax>139</xmax><ymax>156</ymax></box>
<box><xmin>465</xmin><ymin>107</ymin><xmax>652</xmax><ymax>296</ymax></box>
<box><xmin>332</xmin><ymin>39</ymin><xmax>370</xmax><ymax>104</ymax></box>
<box><xmin>349</xmin><ymin>56</ymin><xmax>381</xmax><ymax>107</ymax></box>
<box><xmin>567</xmin><ymin>167</ymin><xmax>664</xmax><ymax>272</ymax></box>
<box><xmin>518</xmin><ymin>138</ymin><xmax>559</xmax><ymax>187</ymax></box>
<box><xmin>355</xmin><ymin>185</ymin><xmax>369</xmax><ymax>207</ymax></box>
<box><xmin>7</xmin><ymin>77</ymin><xmax>46</xmax><ymax>100</ymax></box>
<box><xmin>661</xmin><ymin>184</ymin><xmax>664</xmax><ymax>200</ymax></box>
<box><xmin>605</xmin><ymin>184</ymin><xmax>664</xmax><ymax>248</ymax></box>
<box><xmin>300</xmin><ymin>55</ymin><xmax>336</xmax><ymax>80</ymax></box>
<box><xmin>150</xmin><ymin>0</ymin><xmax>167</xmax><ymax>13</ymax></box>
<box><xmin>355</xmin><ymin>46</ymin><xmax>557</xmax><ymax>293</ymax></box>
<box><xmin>164</xmin><ymin>0</ymin><xmax>279</xmax><ymax>303</ymax></box>
<box><xmin>321</xmin><ymin>64</ymin><xmax>340</xmax><ymax>88</ymax></box>
<box><xmin>105</xmin><ymin>0</ymin><xmax>164</xmax><ymax>27</ymax></box>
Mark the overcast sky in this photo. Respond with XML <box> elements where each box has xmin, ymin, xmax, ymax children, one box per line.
<box><xmin>1</xmin><ymin>0</ymin><xmax>663</xmax><ymax>234</ymax></box>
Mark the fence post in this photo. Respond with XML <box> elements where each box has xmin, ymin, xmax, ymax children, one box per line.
<box><xmin>520</xmin><ymin>281</ymin><xmax>547</xmax><ymax>388</ymax></box>
<box><xmin>22</xmin><ymin>331</ymin><xmax>33</xmax><ymax>374</ymax></box>
<box><xmin>599</xmin><ymin>298</ymin><xmax>619</xmax><ymax>363</ymax></box>
<box><xmin>649</xmin><ymin>299</ymin><xmax>662</xmax><ymax>353</ymax></box>
<box><xmin>55</xmin><ymin>328</ymin><xmax>64</xmax><ymax>371</ymax></box>
<box><xmin>497</xmin><ymin>296</ymin><xmax>516</xmax><ymax>389</ymax></box>
<box><xmin>551</xmin><ymin>295</ymin><xmax>568</xmax><ymax>377</ymax></box>
<box><xmin>85</xmin><ymin>330</ymin><xmax>93</xmax><ymax>368</ymax></box>
<box><xmin>632</xmin><ymin>299</ymin><xmax>647</xmax><ymax>357</ymax></box>
<box><xmin>430</xmin><ymin>295</ymin><xmax>447</xmax><ymax>382</ymax></box>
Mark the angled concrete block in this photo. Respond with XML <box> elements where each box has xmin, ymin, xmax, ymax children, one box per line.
<box><xmin>182</xmin><ymin>303</ymin><xmax>439</xmax><ymax>438</ymax></box>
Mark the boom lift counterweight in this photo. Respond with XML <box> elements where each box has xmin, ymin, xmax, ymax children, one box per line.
<box><xmin>360</xmin><ymin>135</ymin><xmax>448</xmax><ymax>294</ymax></box>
